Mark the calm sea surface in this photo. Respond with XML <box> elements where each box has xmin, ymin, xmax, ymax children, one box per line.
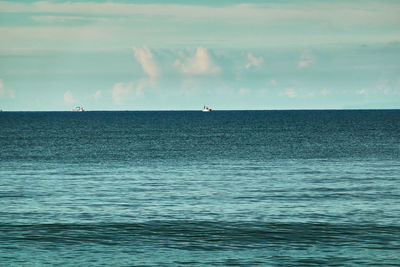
<box><xmin>1</xmin><ymin>110</ymin><xmax>399</xmax><ymax>266</ymax></box>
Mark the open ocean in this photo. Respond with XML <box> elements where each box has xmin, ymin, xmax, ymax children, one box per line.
<box><xmin>0</xmin><ymin>110</ymin><xmax>399</xmax><ymax>266</ymax></box>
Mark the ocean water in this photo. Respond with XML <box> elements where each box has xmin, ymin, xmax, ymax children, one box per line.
<box><xmin>0</xmin><ymin>110</ymin><xmax>399</xmax><ymax>266</ymax></box>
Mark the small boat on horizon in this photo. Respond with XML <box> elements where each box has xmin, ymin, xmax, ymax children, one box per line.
<box><xmin>73</xmin><ymin>106</ymin><xmax>85</xmax><ymax>112</ymax></box>
<box><xmin>202</xmin><ymin>106</ymin><xmax>212</xmax><ymax>112</ymax></box>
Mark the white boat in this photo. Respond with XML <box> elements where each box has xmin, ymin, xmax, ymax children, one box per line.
<box><xmin>202</xmin><ymin>106</ymin><xmax>212</xmax><ymax>112</ymax></box>
<box><xmin>73</xmin><ymin>106</ymin><xmax>85</xmax><ymax>112</ymax></box>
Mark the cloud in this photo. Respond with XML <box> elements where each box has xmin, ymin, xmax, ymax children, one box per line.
<box><xmin>113</xmin><ymin>48</ymin><xmax>156</xmax><ymax>105</ymax></box>
<box><xmin>93</xmin><ymin>90</ymin><xmax>102</xmax><ymax>100</ymax></box>
<box><xmin>357</xmin><ymin>89</ymin><xmax>367</xmax><ymax>95</ymax></box>
<box><xmin>298</xmin><ymin>51</ymin><xmax>313</xmax><ymax>68</ymax></box>
<box><xmin>112</xmin><ymin>82</ymin><xmax>134</xmax><ymax>104</ymax></box>
<box><xmin>321</xmin><ymin>88</ymin><xmax>329</xmax><ymax>96</ymax></box>
<box><xmin>0</xmin><ymin>79</ymin><xmax>14</xmax><ymax>99</ymax></box>
<box><xmin>133</xmin><ymin>47</ymin><xmax>159</xmax><ymax>81</ymax></box>
<box><xmin>31</xmin><ymin>15</ymin><xmax>110</xmax><ymax>23</ymax></box>
<box><xmin>2</xmin><ymin>1</ymin><xmax>398</xmax><ymax>24</ymax></box>
<box><xmin>2</xmin><ymin>2</ymin><xmax>400</xmax><ymax>54</ymax></box>
<box><xmin>285</xmin><ymin>88</ymin><xmax>296</xmax><ymax>98</ymax></box>
<box><xmin>377</xmin><ymin>80</ymin><xmax>391</xmax><ymax>94</ymax></box>
<box><xmin>174</xmin><ymin>47</ymin><xmax>220</xmax><ymax>75</ymax></box>
<box><xmin>0</xmin><ymin>79</ymin><xmax>4</xmax><ymax>97</ymax></box>
<box><xmin>63</xmin><ymin>90</ymin><xmax>75</xmax><ymax>104</ymax></box>
<box><xmin>245</xmin><ymin>53</ymin><xmax>263</xmax><ymax>69</ymax></box>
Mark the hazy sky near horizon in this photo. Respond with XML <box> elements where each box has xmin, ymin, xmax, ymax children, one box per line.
<box><xmin>1</xmin><ymin>0</ymin><xmax>400</xmax><ymax>110</ymax></box>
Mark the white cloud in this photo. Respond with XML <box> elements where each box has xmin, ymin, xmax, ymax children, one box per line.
<box><xmin>63</xmin><ymin>90</ymin><xmax>75</xmax><ymax>104</ymax></box>
<box><xmin>357</xmin><ymin>89</ymin><xmax>366</xmax><ymax>95</ymax></box>
<box><xmin>0</xmin><ymin>79</ymin><xmax>4</xmax><ymax>97</ymax></box>
<box><xmin>112</xmin><ymin>82</ymin><xmax>134</xmax><ymax>104</ymax></box>
<box><xmin>93</xmin><ymin>90</ymin><xmax>102</xmax><ymax>100</ymax></box>
<box><xmin>377</xmin><ymin>80</ymin><xmax>391</xmax><ymax>94</ymax></box>
<box><xmin>321</xmin><ymin>88</ymin><xmax>329</xmax><ymax>96</ymax></box>
<box><xmin>31</xmin><ymin>15</ymin><xmax>110</xmax><ymax>23</ymax></box>
<box><xmin>175</xmin><ymin>47</ymin><xmax>220</xmax><ymax>75</ymax></box>
<box><xmin>133</xmin><ymin>47</ymin><xmax>159</xmax><ymax>81</ymax></box>
<box><xmin>298</xmin><ymin>51</ymin><xmax>313</xmax><ymax>68</ymax></box>
<box><xmin>285</xmin><ymin>88</ymin><xmax>296</xmax><ymax>98</ymax></box>
<box><xmin>135</xmin><ymin>79</ymin><xmax>150</xmax><ymax>94</ymax></box>
<box><xmin>111</xmin><ymin>81</ymin><xmax>144</xmax><ymax>105</ymax></box>
<box><xmin>2</xmin><ymin>1</ymin><xmax>398</xmax><ymax>24</ymax></box>
<box><xmin>0</xmin><ymin>79</ymin><xmax>14</xmax><ymax>99</ymax></box>
<box><xmin>245</xmin><ymin>53</ymin><xmax>263</xmax><ymax>69</ymax></box>
<box><xmin>1</xmin><ymin>2</ymin><xmax>400</xmax><ymax>54</ymax></box>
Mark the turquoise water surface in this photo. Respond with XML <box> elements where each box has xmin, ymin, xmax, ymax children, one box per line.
<box><xmin>1</xmin><ymin>110</ymin><xmax>399</xmax><ymax>265</ymax></box>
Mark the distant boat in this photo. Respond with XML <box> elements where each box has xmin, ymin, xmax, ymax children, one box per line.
<box><xmin>72</xmin><ymin>106</ymin><xmax>85</xmax><ymax>112</ymax></box>
<box><xmin>202</xmin><ymin>106</ymin><xmax>212</xmax><ymax>112</ymax></box>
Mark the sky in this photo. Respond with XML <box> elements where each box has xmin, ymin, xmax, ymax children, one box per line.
<box><xmin>0</xmin><ymin>0</ymin><xmax>400</xmax><ymax>111</ymax></box>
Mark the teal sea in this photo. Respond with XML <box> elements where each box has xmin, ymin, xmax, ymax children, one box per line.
<box><xmin>1</xmin><ymin>110</ymin><xmax>399</xmax><ymax>266</ymax></box>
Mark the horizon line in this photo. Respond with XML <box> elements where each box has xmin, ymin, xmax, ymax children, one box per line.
<box><xmin>1</xmin><ymin>108</ymin><xmax>400</xmax><ymax>112</ymax></box>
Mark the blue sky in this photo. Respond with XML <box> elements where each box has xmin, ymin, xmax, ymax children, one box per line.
<box><xmin>0</xmin><ymin>0</ymin><xmax>399</xmax><ymax>110</ymax></box>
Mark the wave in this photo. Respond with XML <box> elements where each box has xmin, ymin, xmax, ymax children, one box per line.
<box><xmin>1</xmin><ymin>221</ymin><xmax>399</xmax><ymax>251</ymax></box>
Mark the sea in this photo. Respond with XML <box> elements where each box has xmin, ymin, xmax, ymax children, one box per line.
<box><xmin>0</xmin><ymin>110</ymin><xmax>399</xmax><ymax>266</ymax></box>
